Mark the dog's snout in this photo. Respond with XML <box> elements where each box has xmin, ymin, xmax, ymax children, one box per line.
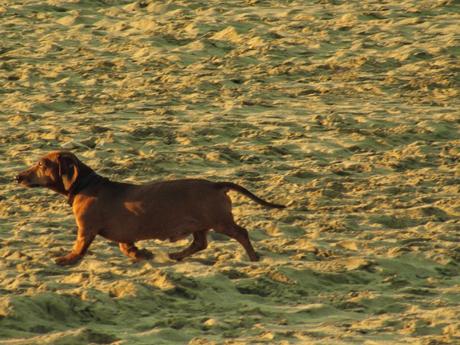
<box><xmin>15</xmin><ymin>172</ymin><xmax>30</xmax><ymax>184</ymax></box>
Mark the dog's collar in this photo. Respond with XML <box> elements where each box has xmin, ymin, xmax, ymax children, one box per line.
<box><xmin>67</xmin><ymin>172</ymin><xmax>106</xmax><ymax>206</ymax></box>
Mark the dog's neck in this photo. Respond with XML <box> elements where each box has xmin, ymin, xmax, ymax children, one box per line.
<box><xmin>67</xmin><ymin>172</ymin><xmax>108</xmax><ymax>206</ymax></box>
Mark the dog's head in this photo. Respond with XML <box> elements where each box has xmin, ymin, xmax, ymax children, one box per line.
<box><xmin>16</xmin><ymin>151</ymin><xmax>84</xmax><ymax>194</ymax></box>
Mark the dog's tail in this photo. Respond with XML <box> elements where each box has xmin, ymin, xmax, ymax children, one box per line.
<box><xmin>215</xmin><ymin>182</ymin><xmax>286</xmax><ymax>209</ymax></box>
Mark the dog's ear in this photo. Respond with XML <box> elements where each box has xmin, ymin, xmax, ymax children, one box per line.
<box><xmin>58</xmin><ymin>153</ymin><xmax>79</xmax><ymax>191</ymax></box>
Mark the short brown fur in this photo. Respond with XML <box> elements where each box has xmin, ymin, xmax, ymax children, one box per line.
<box><xmin>16</xmin><ymin>151</ymin><xmax>285</xmax><ymax>265</ymax></box>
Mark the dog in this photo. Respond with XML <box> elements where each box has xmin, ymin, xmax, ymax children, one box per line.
<box><xmin>16</xmin><ymin>151</ymin><xmax>285</xmax><ymax>265</ymax></box>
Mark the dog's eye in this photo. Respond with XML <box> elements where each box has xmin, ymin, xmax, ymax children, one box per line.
<box><xmin>38</xmin><ymin>161</ymin><xmax>43</xmax><ymax>167</ymax></box>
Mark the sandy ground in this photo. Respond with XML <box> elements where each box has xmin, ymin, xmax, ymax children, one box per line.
<box><xmin>0</xmin><ymin>0</ymin><xmax>459</xmax><ymax>344</ymax></box>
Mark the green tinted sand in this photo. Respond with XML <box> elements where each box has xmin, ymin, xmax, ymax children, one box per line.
<box><xmin>0</xmin><ymin>0</ymin><xmax>459</xmax><ymax>344</ymax></box>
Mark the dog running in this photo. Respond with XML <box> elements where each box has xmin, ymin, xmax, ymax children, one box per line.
<box><xmin>16</xmin><ymin>151</ymin><xmax>285</xmax><ymax>265</ymax></box>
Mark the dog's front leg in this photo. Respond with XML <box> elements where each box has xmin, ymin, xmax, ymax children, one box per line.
<box><xmin>55</xmin><ymin>228</ymin><xmax>95</xmax><ymax>266</ymax></box>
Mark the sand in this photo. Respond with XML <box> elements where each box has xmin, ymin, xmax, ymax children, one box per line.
<box><xmin>0</xmin><ymin>0</ymin><xmax>459</xmax><ymax>344</ymax></box>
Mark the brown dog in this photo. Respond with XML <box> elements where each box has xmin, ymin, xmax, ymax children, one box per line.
<box><xmin>16</xmin><ymin>151</ymin><xmax>285</xmax><ymax>265</ymax></box>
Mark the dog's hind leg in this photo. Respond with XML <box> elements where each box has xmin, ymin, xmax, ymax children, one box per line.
<box><xmin>169</xmin><ymin>231</ymin><xmax>208</xmax><ymax>261</ymax></box>
<box><xmin>214</xmin><ymin>222</ymin><xmax>259</xmax><ymax>262</ymax></box>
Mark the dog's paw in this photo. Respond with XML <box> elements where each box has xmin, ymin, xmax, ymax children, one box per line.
<box><xmin>249</xmin><ymin>252</ymin><xmax>260</xmax><ymax>262</ymax></box>
<box><xmin>137</xmin><ymin>249</ymin><xmax>154</xmax><ymax>260</ymax></box>
<box><xmin>168</xmin><ymin>252</ymin><xmax>184</xmax><ymax>261</ymax></box>
<box><xmin>55</xmin><ymin>254</ymin><xmax>81</xmax><ymax>266</ymax></box>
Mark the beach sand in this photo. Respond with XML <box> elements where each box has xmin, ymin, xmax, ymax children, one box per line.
<box><xmin>0</xmin><ymin>0</ymin><xmax>459</xmax><ymax>344</ymax></box>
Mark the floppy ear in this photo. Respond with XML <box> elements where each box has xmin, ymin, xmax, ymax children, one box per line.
<box><xmin>58</xmin><ymin>154</ymin><xmax>79</xmax><ymax>191</ymax></box>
